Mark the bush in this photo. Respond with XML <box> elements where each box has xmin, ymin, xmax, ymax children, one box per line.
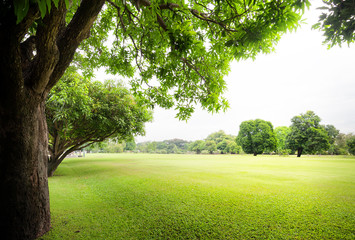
<box><xmin>278</xmin><ymin>149</ymin><xmax>291</xmax><ymax>156</ymax></box>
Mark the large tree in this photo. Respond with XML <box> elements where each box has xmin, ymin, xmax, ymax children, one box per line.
<box><xmin>0</xmin><ymin>0</ymin><xmax>309</xmax><ymax>238</ymax></box>
<box><xmin>46</xmin><ymin>70</ymin><xmax>151</xmax><ymax>177</ymax></box>
<box><xmin>286</xmin><ymin>111</ymin><xmax>330</xmax><ymax>157</ymax></box>
<box><xmin>236</xmin><ymin>119</ymin><xmax>277</xmax><ymax>156</ymax></box>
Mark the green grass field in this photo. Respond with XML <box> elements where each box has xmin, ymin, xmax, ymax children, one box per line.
<box><xmin>39</xmin><ymin>154</ymin><xmax>355</xmax><ymax>239</ymax></box>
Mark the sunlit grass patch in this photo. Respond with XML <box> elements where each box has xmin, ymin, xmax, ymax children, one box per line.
<box><xmin>40</xmin><ymin>154</ymin><xmax>355</xmax><ymax>239</ymax></box>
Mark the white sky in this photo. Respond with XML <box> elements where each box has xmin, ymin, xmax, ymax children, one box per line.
<box><xmin>101</xmin><ymin>1</ymin><xmax>355</xmax><ymax>143</ymax></box>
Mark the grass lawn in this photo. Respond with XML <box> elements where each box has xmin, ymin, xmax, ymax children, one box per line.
<box><xmin>39</xmin><ymin>154</ymin><xmax>355</xmax><ymax>239</ymax></box>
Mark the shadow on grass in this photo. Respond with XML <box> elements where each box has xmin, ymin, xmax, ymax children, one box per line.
<box><xmin>51</xmin><ymin>156</ymin><xmax>143</xmax><ymax>179</ymax></box>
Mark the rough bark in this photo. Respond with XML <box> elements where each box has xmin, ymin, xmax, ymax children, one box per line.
<box><xmin>0</xmin><ymin>100</ymin><xmax>50</xmax><ymax>239</ymax></box>
<box><xmin>0</xmin><ymin>24</ymin><xmax>50</xmax><ymax>238</ymax></box>
<box><xmin>0</xmin><ymin>1</ymin><xmax>105</xmax><ymax>238</ymax></box>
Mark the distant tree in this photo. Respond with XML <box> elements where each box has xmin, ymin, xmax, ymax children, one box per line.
<box><xmin>331</xmin><ymin>133</ymin><xmax>354</xmax><ymax>155</ymax></box>
<box><xmin>87</xmin><ymin>141</ymin><xmax>108</xmax><ymax>153</ymax></box>
<box><xmin>167</xmin><ymin>143</ymin><xmax>179</xmax><ymax>154</ymax></box>
<box><xmin>106</xmin><ymin>140</ymin><xmax>126</xmax><ymax>153</ymax></box>
<box><xmin>286</xmin><ymin>111</ymin><xmax>330</xmax><ymax>157</ymax></box>
<box><xmin>323</xmin><ymin>124</ymin><xmax>340</xmax><ymax>155</ymax></box>
<box><xmin>46</xmin><ymin>71</ymin><xmax>152</xmax><ymax>176</ymax></box>
<box><xmin>313</xmin><ymin>0</ymin><xmax>355</xmax><ymax>47</ymax></box>
<box><xmin>124</xmin><ymin>141</ymin><xmax>137</xmax><ymax>151</ymax></box>
<box><xmin>205</xmin><ymin>130</ymin><xmax>235</xmax><ymax>144</ymax></box>
<box><xmin>226</xmin><ymin>142</ymin><xmax>242</xmax><ymax>154</ymax></box>
<box><xmin>217</xmin><ymin>139</ymin><xmax>232</xmax><ymax>154</ymax></box>
<box><xmin>347</xmin><ymin>136</ymin><xmax>355</xmax><ymax>155</ymax></box>
<box><xmin>137</xmin><ymin>139</ymin><xmax>190</xmax><ymax>154</ymax></box>
<box><xmin>323</xmin><ymin>124</ymin><xmax>340</xmax><ymax>145</ymax></box>
<box><xmin>189</xmin><ymin>140</ymin><xmax>206</xmax><ymax>154</ymax></box>
<box><xmin>147</xmin><ymin>142</ymin><xmax>158</xmax><ymax>153</ymax></box>
<box><xmin>165</xmin><ymin>139</ymin><xmax>190</xmax><ymax>151</ymax></box>
<box><xmin>205</xmin><ymin>140</ymin><xmax>217</xmax><ymax>154</ymax></box>
<box><xmin>275</xmin><ymin>126</ymin><xmax>291</xmax><ymax>154</ymax></box>
<box><xmin>156</xmin><ymin>142</ymin><xmax>167</xmax><ymax>151</ymax></box>
<box><xmin>236</xmin><ymin>119</ymin><xmax>277</xmax><ymax>156</ymax></box>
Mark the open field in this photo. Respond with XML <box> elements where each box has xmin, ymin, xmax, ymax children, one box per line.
<box><xmin>40</xmin><ymin>154</ymin><xmax>355</xmax><ymax>239</ymax></box>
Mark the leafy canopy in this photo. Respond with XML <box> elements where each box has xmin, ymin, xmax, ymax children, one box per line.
<box><xmin>313</xmin><ymin>0</ymin><xmax>355</xmax><ymax>47</ymax></box>
<box><xmin>236</xmin><ymin>119</ymin><xmax>276</xmax><ymax>156</ymax></box>
<box><xmin>189</xmin><ymin>140</ymin><xmax>206</xmax><ymax>154</ymax></box>
<box><xmin>46</xmin><ymin>68</ymin><xmax>152</xmax><ymax>164</ymax></box>
<box><xmin>275</xmin><ymin>126</ymin><xmax>291</xmax><ymax>153</ymax></box>
<box><xmin>13</xmin><ymin>0</ymin><xmax>310</xmax><ymax>119</ymax></box>
<box><xmin>286</xmin><ymin>111</ymin><xmax>330</xmax><ymax>156</ymax></box>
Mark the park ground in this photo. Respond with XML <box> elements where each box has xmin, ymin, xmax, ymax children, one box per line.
<box><xmin>39</xmin><ymin>154</ymin><xmax>355</xmax><ymax>239</ymax></box>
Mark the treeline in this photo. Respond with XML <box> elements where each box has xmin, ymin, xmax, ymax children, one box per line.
<box><xmin>87</xmin><ymin>131</ymin><xmax>238</xmax><ymax>154</ymax></box>
<box><xmin>88</xmin><ymin>111</ymin><xmax>355</xmax><ymax>157</ymax></box>
<box><xmin>235</xmin><ymin>111</ymin><xmax>355</xmax><ymax>157</ymax></box>
<box><xmin>136</xmin><ymin>131</ymin><xmax>241</xmax><ymax>154</ymax></box>
<box><xmin>88</xmin><ymin>138</ymin><xmax>191</xmax><ymax>154</ymax></box>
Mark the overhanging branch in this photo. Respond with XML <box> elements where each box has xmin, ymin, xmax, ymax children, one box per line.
<box><xmin>46</xmin><ymin>0</ymin><xmax>106</xmax><ymax>92</ymax></box>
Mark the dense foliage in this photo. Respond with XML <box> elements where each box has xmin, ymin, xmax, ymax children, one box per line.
<box><xmin>133</xmin><ymin>131</ymin><xmax>241</xmax><ymax>154</ymax></box>
<box><xmin>236</xmin><ymin>119</ymin><xmax>277</xmax><ymax>156</ymax></box>
<box><xmin>189</xmin><ymin>130</ymin><xmax>240</xmax><ymax>154</ymax></box>
<box><xmin>90</xmin><ymin>125</ymin><xmax>352</xmax><ymax>156</ymax></box>
<box><xmin>286</xmin><ymin>111</ymin><xmax>330</xmax><ymax>157</ymax></box>
<box><xmin>134</xmin><ymin>139</ymin><xmax>189</xmax><ymax>154</ymax></box>
<box><xmin>10</xmin><ymin>0</ymin><xmax>311</xmax><ymax>120</ymax></box>
<box><xmin>313</xmin><ymin>0</ymin><xmax>355</xmax><ymax>47</ymax></box>
<box><xmin>46</xmin><ymin>69</ymin><xmax>152</xmax><ymax>176</ymax></box>
<box><xmin>275</xmin><ymin>126</ymin><xmax>292</xmax><ymax>154</ymax></box>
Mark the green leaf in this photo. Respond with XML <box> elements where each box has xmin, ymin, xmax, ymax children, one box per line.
<box><xmin>13</xmin><ymin>0</ymin><xmax>30</xmax><ymax>24</ymax></box>
<box><xmin>52</xmin><ymin>0</ymin><xmax>59</xmax><ymax>8</ymax></box>
<box><xmin>46</xmin><ymin>0</ymin><xmax>52</xmax><ymax>13</ymax></box>
<box><xmin>36</xmin><ymin>0</ymin><xmax>47</xmax><ymax>18</ymax></box>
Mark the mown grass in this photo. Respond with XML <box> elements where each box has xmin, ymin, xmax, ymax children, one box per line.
<box><xmin>39</xmin><ymin>154</ymin><xmax>355</xmax><ymax>239</ymax></box>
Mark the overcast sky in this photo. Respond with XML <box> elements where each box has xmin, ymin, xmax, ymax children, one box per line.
<box><xmin>127</xmin><ymin>2</ymin><xmax>355</xmax><ymax>142</ymax></box>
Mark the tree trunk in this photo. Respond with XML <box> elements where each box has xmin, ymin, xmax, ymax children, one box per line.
<box><xmin>48</xmin><ymin>156</ymin><xmax>61</xmax><ymax>177</ymax></box>
<box><xmin>0</xmin><ymin>100</ymin><xmax>50</xmax><ymax>239</ymax></box>
<box><xmin>0</xmin><ymin>1</ymin><xmax>106</xmax><ymax>238</ymax></box>
<box><xmin>0</xmin><ymin>15</ymin><xmax>50</xmax><ymax>238</ymax></box>
<box><xmin>48</xmin><ymin>154</ymin><xmax>68</xmax><ymax>177</ymax></box>
<box><xmin>297</xmin><ymin>148</ymin><xmax>303</xmax><ymax>157</ymax></box>
<box><xmin>253</xmin><ymin>152</ymin><xmax>257</xmax><ymax>156</ymax></box>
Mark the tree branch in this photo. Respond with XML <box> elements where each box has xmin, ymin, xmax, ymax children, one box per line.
<box><xmin>46</xmin><ymin>0</ymin><xmax>106</xmax><ymax>92</ymax></box>
<box><xmin>27</xmin><ymin>1</ymin><xmax>67</xmax><ymax>94</ymax></box>
<box><xmin>181</xmin><ymin>57</ymin><xmax>207</xmax><ymax>84</ymax></box>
